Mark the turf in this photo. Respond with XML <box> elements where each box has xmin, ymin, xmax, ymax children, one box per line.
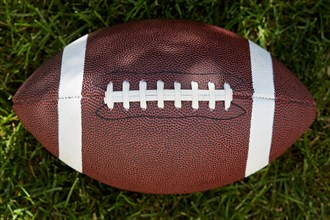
<box><xmin>0</xmin><ymin>0</ymin><xmax>329</xmax><ymax>219</ymax></box>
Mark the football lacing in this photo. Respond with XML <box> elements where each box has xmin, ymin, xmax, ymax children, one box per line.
<box><xmin>104</xmin><ymin>80</ymin><xmax>233</xmax><ymax>111</ymax></box>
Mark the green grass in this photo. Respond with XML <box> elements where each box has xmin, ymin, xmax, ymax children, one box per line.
<box><xmin>1</xmin><ymin>0</ymin><xmax>329</xmax><ymax>219</ymax></box>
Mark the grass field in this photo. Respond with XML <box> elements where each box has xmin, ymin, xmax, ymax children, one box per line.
<box><xmin>1</xmin><ymin>0</ymin><xmax>329</xmax><ymax>219</ymax></box>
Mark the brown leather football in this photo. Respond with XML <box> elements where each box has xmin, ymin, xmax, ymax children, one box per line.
<box><xmin>13</xmin><ymin>19</ymin><xmax>316</xmax><ymax>194</ymax></box>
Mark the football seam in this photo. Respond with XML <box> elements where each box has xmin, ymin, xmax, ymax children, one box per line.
<box><xmin>13</xmin><ymin>94</ymin><xmax>316</xmax><ymax>107</ymax></box>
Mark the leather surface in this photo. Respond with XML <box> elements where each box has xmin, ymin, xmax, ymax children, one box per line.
<box><xmin>13</xmin><ymin>19</ymin><xmax>316</xmax><ymax>194</ymax></box>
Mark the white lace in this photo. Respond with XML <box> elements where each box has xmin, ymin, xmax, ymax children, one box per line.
<box><xmin>104</xmin><ymin>80</ymin><xmax>233</xmax><ymax>111</ymax></box>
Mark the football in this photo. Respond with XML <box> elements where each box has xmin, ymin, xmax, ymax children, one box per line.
<box><xmin>13</xmin><ymin>19</ymin><xmax>316</xmax><ymax>194</ymax></box>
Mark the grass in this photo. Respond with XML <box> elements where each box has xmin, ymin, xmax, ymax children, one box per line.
<box><xmin>1</xmin><ymin>0</ymin><xmax>329</xmax><ymax>219</ymax></box>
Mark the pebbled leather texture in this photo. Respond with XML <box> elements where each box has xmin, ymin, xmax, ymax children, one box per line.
<box><xmin>13</xmin><ymin>19</ymin><xmax>316</xmax><ymax>194</ymax></box>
